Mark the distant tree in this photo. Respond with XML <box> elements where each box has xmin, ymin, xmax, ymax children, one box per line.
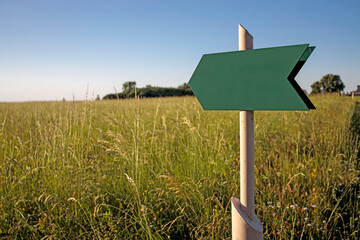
<box><xmin>311</xmin><ymin>81</ymin><xmax>322</xmax><ymax>94</ymax></box>
<box><xmin>177</xmin><ymin>83</ymin><xmax>190</xmax><ymax>90</ymax></box>
<box><xmin>177</xmin><ymin>83</ymin><xmax>193</xmax><ymax>95</ymax></box>
<box><xmin>95</xmin><ymin>94</ymin><xmax>100</xmax><ymax>101</ymax></box>
<box><xmin>122</xmin><ymin>81</ymin><xmax>136</xmax><ymax>92</ymax></box>
<box><xmin>310</xmin><ymin>74</ymin><xmax>345</xmax><ymax>94</ymax></box>
<box><xmin>320</xmin><ymin>74</ymin><xmax>345</xmax><ymax>93</ymax></box>
<box><xmin>62</xmin><ymin>97</ymin><xmax>66</xmax><ymax>102</ymax></box>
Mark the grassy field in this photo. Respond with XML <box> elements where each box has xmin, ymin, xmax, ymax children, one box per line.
<box><xmin>0</xmin><ymin>94</ymin><xmax>359</xmax><ymax>239</ymax></box>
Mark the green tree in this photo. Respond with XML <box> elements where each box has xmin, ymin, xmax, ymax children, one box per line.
<box><xmin>310</xmin><ymin>74</ymin><xmax>345</xmax><ymax>94</ymax></box>
<box><xmin>321</xmin><ymin>74</ymin><xmax>344</xmax><ymax>93</ymax></box>
<box><xmin>122</xmin><ymin>81</ymin><xmax>136</xmax><ymax>92</ymax></box>
<box><xmin>177</xmin><ymin>83</ymin><xmax>193</xmax><ymax>95</ymax></box>
<box><xmin>311</xmin><ymin>81</ymin><xmax>322</xmax><ymax>94</ymax></box>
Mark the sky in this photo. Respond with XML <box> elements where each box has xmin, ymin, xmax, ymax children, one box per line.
<box><xmin>0</xmin><ymin>0</ymin><xmax>359</xmax><ymax>102</ymax></box>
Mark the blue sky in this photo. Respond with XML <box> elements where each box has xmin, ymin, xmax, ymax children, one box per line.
<box><xmin>0</xmin><ymin>0</ymin><xmax>359</xmax><ymax>102</ymax></box>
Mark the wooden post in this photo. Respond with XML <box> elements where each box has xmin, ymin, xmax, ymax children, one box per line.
<box><xmin>239</xmin><ymin>24</ymin><xmax>255</xmax><ymax>220</ymax></box>
<box><xmin>240</xmin><ymin>110</ymin><xmax>255</xmax><ymax>218</ymax></box>
<box><xmin>231</xmin><ymin>24</ymin><xmax>263</xmax><ymax>240</ymax></box>
<box><xmin>238</xmin><ymin>24</ymin><xmax>253</xmax><ymax>51</ymax></box>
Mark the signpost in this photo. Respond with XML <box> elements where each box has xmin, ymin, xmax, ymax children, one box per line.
<box><xmin>188</xmin><ymin>24</ymin><xmax>315</xmax><ymax>239</ymax></box>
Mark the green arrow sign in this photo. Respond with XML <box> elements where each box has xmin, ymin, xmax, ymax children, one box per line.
<box><xmin>188</xmin><ymin>44</ymin><xmax>315</xmax><ymax>111</ymax></box>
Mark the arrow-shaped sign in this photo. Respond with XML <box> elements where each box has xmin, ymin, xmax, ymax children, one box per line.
<box><xmin>188</xmin><ymin>44</ymin><xmax>315</xmax><ymax>111</ymax></box>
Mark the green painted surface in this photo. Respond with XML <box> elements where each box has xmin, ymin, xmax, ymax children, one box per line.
<box><xmin>300</xmin><ymin>46</ymin><xmax>315</xmax><ymax>61</ymax></box>
<box><xmin>188</xmin><ymin>44</ymin><xmax>315</xmax><ymax>111</ymax></box>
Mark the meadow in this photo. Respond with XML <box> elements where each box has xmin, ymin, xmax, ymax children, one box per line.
<box><xmin>0</xmin><ymin>94</ymin><xmax>359</xmax><ymax>239</ymax></box>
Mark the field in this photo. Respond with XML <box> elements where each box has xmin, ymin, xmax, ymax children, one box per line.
<box><xmin>0</xmin><ymin>94</ymin><xmax>359</xmax><ymax>239</ymax></box>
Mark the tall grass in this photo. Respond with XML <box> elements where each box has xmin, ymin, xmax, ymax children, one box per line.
<box><xmin>0</xmin><ymin>95</ymin><xmax>359</xmax><ymax>239</ymax></box>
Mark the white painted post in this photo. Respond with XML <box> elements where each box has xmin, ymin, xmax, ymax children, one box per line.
<box><xmin>231</xmin><ymin>24</ymin><xmax>263</xmax><ymax>240</ymax></box>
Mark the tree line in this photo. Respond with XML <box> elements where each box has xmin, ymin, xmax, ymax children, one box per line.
<box><xmin>103</xmin><ymin>81</ymin><xmax>194</xmax><ymax>100</ymax></box>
